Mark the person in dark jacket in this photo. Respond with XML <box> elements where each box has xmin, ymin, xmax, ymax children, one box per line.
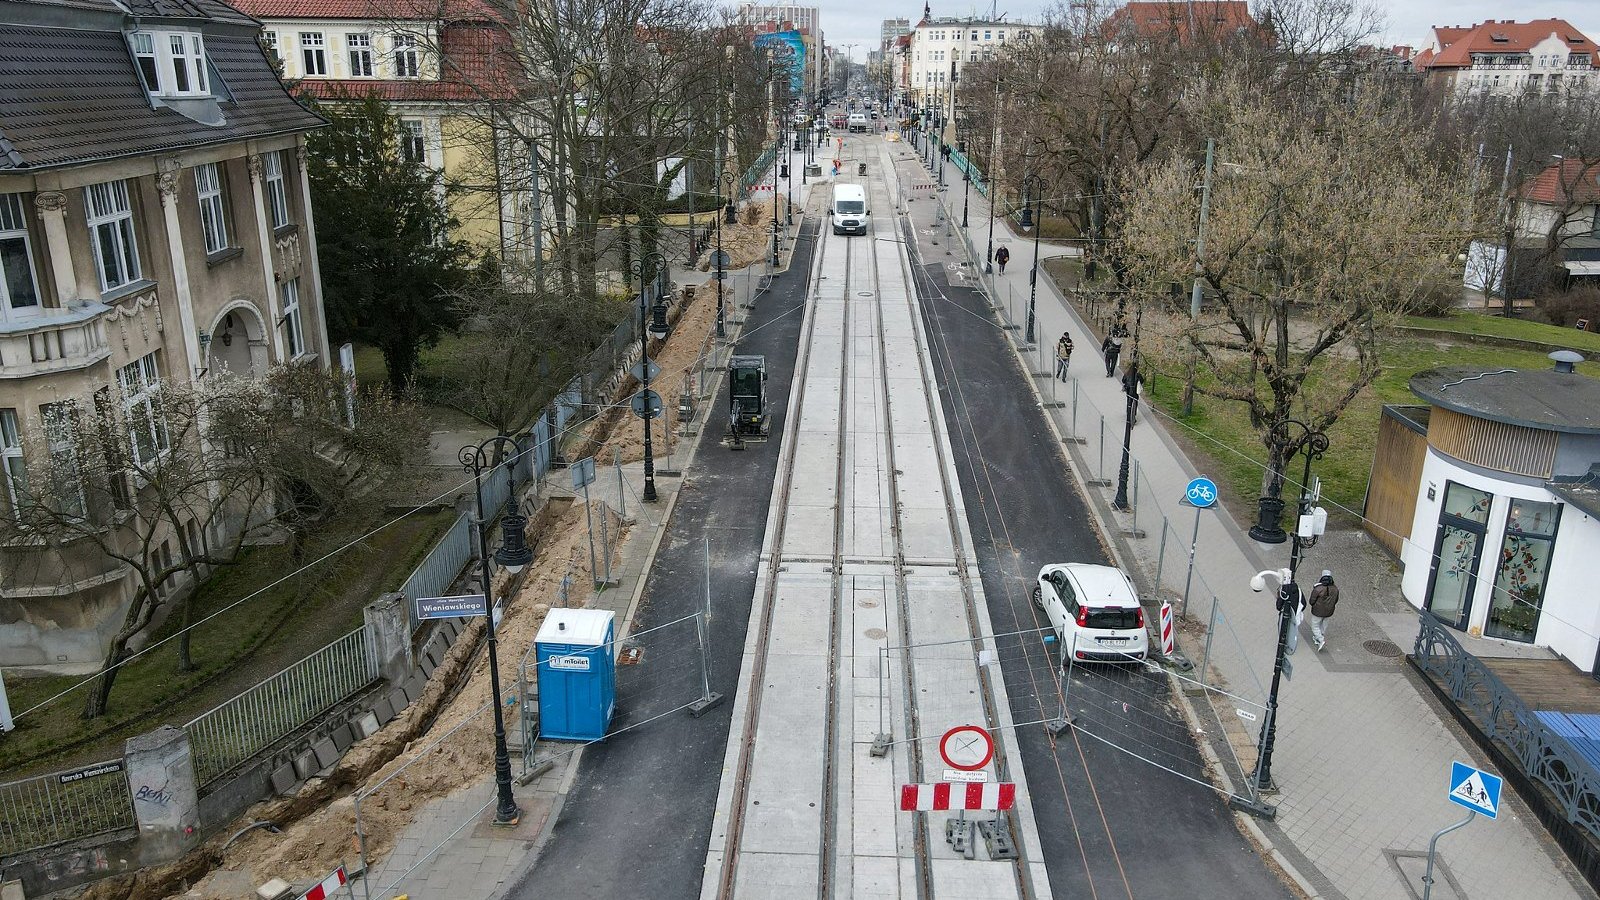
<box><xmin>1308</xmin><ymin>570</ymin><xmax>1340</xmax><ymax>651</ymax></box>
<box><xmin>1102</xmin><ymin>323</ymin><xmax>1127</xmax><ymax>377</ymax></box>
<box><xmin>995</xmin><ymin>246</ymin><xmax>1011</xmax><ymax>274</ymax></box>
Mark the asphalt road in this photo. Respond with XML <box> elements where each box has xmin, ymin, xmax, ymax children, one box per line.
<box><xmin>503</xmin><ymin>221</ymin><xmax>817</xmax><ymax>900</ymax></box>
<box><xmin>902</xmin><ymin>216</ymin><xmax>1291</xmax><ymax>899</ymax></box>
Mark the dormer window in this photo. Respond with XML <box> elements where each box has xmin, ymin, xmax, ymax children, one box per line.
<box><xmin>129</xmin><ymin>31</ymin><xmax>210</xmax><ymax>98</ymax></box>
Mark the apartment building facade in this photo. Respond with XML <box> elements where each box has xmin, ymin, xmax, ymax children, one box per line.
<box><xmin>1414</xmin><ymin>19</ymin><xmax>1600</xmax><ymax>97</ymax></box>
<box><xmin>237</xmin><ymin>0</ymin><xmax>537</xmax><ymax>263</ymax></box>
<box><xmin>906</xmin><ymin>6</ymin><xmax>1038</xmax><ymax>107</ymax></box>
<box><xmin>0</xmin><ymin>0</ymin><xmax>329</xmax><ymax>667</ymax></box>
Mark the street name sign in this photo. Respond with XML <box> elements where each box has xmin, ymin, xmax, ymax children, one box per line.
<box><xmin>415</xmin><ymin>593</ymin><xmax>487</xmax><ymax>621</ymax></box>
<box><xmin>1448</xmin><ymin>761</ymin><xmax>1503</xmax><ymax>819</ymax></box>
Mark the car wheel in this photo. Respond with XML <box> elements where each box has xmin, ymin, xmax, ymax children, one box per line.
<box><xmin>1031</xmin><ymin>585</ymin><xmax>1043</xmax><ymax>609</ymax></box>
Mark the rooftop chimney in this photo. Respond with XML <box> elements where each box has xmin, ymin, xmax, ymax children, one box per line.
<box><xmin>1550</xmin><ymin>349</ymin><xmax>1583</xmax><ymax>373</ymax></box>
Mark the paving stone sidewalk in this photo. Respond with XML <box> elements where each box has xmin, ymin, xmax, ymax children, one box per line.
<box><xmin>903</xmin><ymin>142</ymin><xmax>1595</xmax><ymax>900</ymax></box>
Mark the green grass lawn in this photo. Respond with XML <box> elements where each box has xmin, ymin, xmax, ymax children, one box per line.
<box><xmin>1146</xmin><ymin>339</ymin><xmax>1600</xmax><ymax>527</ymax></box>
<box><xmin>1402</xmin><ymin>311</ymin><xmax>1600</xmax><ymax>354</ymax></box>
<box><xmin>1042</xmin><ymin>273</ymin><xmax>1600</xmax><ymax>527</ymax></box>
<box><xmin>0</xmin><ymin>506</ymin><xmax>456</xmax><ymax>775</ymax></box>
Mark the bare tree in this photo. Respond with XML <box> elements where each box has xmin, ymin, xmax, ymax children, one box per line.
<box><xmin>427</xmin><ymin>267</ymin><xmax>629</xmax><ymax>439</ymax></box>
<box><xmin>1114</xmin><ymin>74</ymin><xmax>1490</xmax><ymax>519</ymax></box>
<box><xmin>5</xmin><ymin>368</ymin><xmax>421</xmax><ymax>718</ymax></box>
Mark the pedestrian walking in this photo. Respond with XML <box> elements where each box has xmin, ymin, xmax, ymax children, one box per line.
<box><xmin>1308</xmin><ymin>570</ymin><xmax>1340</xmax><ymax>651</ymax></box>
<box><xmin>1102</xmin><ymin>323</ymin><xmax>1127</xmax><ymax>377</ymax></box>
<box><xmin>1121</xmin><ymin>365</ymin><xmax>1144</xmax><ymax>423</ymax></box>
<box><xmin>1055</xmin><ymin>332</ymin><xmax>1074</xmax><ymax>381</ymax></box>
<box><xmin>995</xmin><ymin>246</ymin><xmax>1011</xmax><ymax>274</ymax></box>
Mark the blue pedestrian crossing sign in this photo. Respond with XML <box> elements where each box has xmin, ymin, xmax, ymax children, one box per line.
<box><xmin>1448</xmin><ymin>761</ymin><xmax>1503</xmax><ymax>819</ymax></box>
<box><xmin>1184</xmin><ymin>476</ymin><xmax>1219</xmax><ymax>509</ymax></box>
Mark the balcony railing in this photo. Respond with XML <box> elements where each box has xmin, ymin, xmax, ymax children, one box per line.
<box><xmin>0</xmin><ymin>300</ymin><xmax>113</xmax><ymax>378</ymax></box>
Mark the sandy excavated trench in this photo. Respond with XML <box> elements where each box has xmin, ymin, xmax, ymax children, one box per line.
<box><xmin>164</xmin><ymin>211</ymin><xmax>782</xmax><ymax>899</ymax></box>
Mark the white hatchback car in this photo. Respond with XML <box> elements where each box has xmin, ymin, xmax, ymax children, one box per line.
<box><xmin>1033</xmin><ymin>563</ymin><xmax>1149</xmax><ymax>664</ymax></box>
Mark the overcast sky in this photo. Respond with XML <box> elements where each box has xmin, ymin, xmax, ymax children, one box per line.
<box><xmin>818</xmin><ymin>1</ymin><xmax>1600</xmax><ymax>59</ymax></box>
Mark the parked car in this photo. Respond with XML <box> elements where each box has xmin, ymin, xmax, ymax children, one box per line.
<box><xmin>1033</xmin><ymin>563</ymin><xmax>1148</xmax><ymax>663</ymax></box>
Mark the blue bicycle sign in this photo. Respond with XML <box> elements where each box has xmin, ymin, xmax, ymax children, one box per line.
<box><xmin>1184</xmin><ymin>477</ymin><xmax>1219</xmax><ymax>509</ymax></box>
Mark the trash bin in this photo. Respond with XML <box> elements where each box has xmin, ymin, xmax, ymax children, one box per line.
<box><xmin>858</xmin><ymin>162</ymin><xmax>867</xmax><ymax>176</ymax></box>
<box><xmin>535</xmin><ymin>608</ymin><xmax>616</xmax><ymax>741</ymax></box>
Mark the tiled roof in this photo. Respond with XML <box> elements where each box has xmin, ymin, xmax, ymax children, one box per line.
<box><xmin>290</xmin><ymin>19</ymin><xmax>517</xmax><ymax>102</ymax></box>
<box><xmin>126</xmin><ymin>0</ymin><xmax>258</xmax><ymax>25</ymax></box>
<box><xmin>227</xmin><ymin>0</ymin><xmax>500</xmax><ymax>22</ymax></box>
<box><xmin>1103</xmin><ymin>0</ymin><xmax>1261</xmax><ymax>42</ymax></box>
<box><xmin>0</xmin><ymin>23</ymin><xmax>323</xmax><ymax>170</ymax></box>
<box><xmin>1420</xmin><ymin>19</ymin><xmax>1599</xmax><ymax>68</ymax></box>
<box><xmin>1519</xmin><ymin>158</ymin><xmax>1600</xmax><ymax>206</ymax></box>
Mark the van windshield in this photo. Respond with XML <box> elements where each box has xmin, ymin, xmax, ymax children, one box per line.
<box><xmin>836</xmin><ymin>201</ymin><xmax>865</xmax><ymax>215</ymax></box>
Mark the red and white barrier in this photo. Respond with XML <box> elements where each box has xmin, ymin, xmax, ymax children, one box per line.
<box><xmin>1160</xmin><ymin>601</ymin><xmax>1175</xmax><ymax>657</ymax></box>
<box><xmin>900</xmin><ymin>782</ymin><xmax>1016</xmax><ymax>812</ymax></box>
<box><xmin>299</xmin><ymin>866</ymin><xmax>348</xmax><ymax>900</ymax></box>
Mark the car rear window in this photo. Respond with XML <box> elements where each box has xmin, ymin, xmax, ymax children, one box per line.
<box><xmin>1084</xmin><ymin>607</ymin><xmax>1140</xmax><ymax>630</ymax></box>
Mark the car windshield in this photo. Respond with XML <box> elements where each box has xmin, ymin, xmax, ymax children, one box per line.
<box><xmin>1084</xmin><ymin>607</ymin><xmax>1140</xmax><ymax>630</ymax></box>
<box><xmin>836</xmin><ymin>201</ymin><xmax>864</xmax><ymax>215</ymax></box>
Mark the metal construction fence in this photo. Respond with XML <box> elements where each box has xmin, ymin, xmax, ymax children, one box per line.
<box><xmin>1415</xmin><ymin>614</ymin><xmax>1600</xmax><ymax>840</ymax></box>
<box><xmin>0</xmin><ymin>761</ymin><xmax>134</xmax><ymax>858</ymax></box>
<box><xmin>185</xmin><ymin>627</ymin><xmax>377</xmax><ymax>788</ymax></box>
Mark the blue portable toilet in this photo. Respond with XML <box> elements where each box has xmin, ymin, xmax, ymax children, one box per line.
<box><xmin>535</xmin><ymin>608</ymin><xmax>616</xmax><ymax>741</ymax></box>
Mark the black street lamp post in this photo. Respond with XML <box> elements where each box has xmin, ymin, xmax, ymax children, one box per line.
<box><xmin>1025</xmin><ymin>173</ymin><xmax>1042</xmax><ymax>346</ymax></box>
<box><xmin>1112</xmin><ymin>308</ymin><xmax>1144</xmax><ymax>511</ymax></box>
<box><xmin>960</xmin><ymin>139</ymin><xmax>971</xmax><ymax>229</ymax></box>
<box><xmin>1233</xmin><ymin>419</ymin><xmax>1328</xmax><ymax>818</ymax></box>
<box><xmin>458</xmin><ymin>434</ymin><xmax>535</xmax><ymax>827</ymax></box>
<box><xmin>630</xmin><ymin>251</ymin><xmax>667</xmax><ymax>502</ymax></box>
<box><xmin>717</xmin><ymin>171</ymin><xmax>736</xmax><ymax>339</ymax></box>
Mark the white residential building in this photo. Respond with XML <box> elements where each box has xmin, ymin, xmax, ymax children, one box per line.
<box><xmin>1414</xmin><ymin>18</ymin><xmax>1600</xmax><ymax>97</ymax></box>
<box><xmin>906</xmin><ymin>5</ymin><xmax>1038</xmax><ymax>106</ymax></box>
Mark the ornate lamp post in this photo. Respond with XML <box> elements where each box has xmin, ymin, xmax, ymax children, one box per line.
<box><xmin>629</xmin><ymin>251</ymin><xmax>667</xmax><ymax>502</ymax></box>
<box><xmin>1112</xmin><ymin>307</ymin><xmax>1144</xmax><ymax>511</ymax></box>
<box><xmin>1233</xmin><ymin>419</ymin><xmax>1328</xmax><ymax>816</ymax></box>
<box><xmin>716</xmin><ymin>171</ymin><xmax>737</xmax><ymax>339</ymax></box>
<box><xmin>458</xmin><ymin>434</ymin><xmax>535</xmax><ymax>827</ymax></box>
<box><xmin>1024</xmin><ymin>173</ymin><xmax>1043</xmax><ymax>345</ymax></box>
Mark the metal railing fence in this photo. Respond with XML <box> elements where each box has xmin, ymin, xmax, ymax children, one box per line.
<box><xmin>0</xmin><ymin>761</ymin><xmax>134</xmax><ymax>858</ymax></box>
<box><xmin>1414</xmin><ymin>613</ymin><xmax>1600</xmax><ymax>840</ymax></box>
<box><xmin>184</xmin><ymin>627</ymin><xmax>377</xmax><ymax>788</ymax></box>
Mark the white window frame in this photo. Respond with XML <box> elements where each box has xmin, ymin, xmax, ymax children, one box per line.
<box><xmin>0</xmin><ymin>409</ymin><xmax>25</xmax><ymax>516</ymax></box>
<box><xmin>300</xmin><ymin>32</ymin><xmax>327</xmax><ymax>76</ymax></box>
<box><xmin>263</xmin><ymin>151</ymin><xmax>290</xmax><ymax>229</ymax></box>
<box><xmin>130</xmin><ymin>30</ymin><xmax>208</xmax><ymax>97</ymax></box>
<box><xmin>118</xmin><ymin>353</ymin><xmax>169</xmax><ymax>468</ymax></box>
<box><xmin>400</xmin><ymin>118</ymin><xmax>427</xmax><ymax>163</ymax></box>
<box><xmin>392</xmin><ymin>33</ymin><xmax>420</xmax><ymax>77</ymax></box>
<box><xmin>194</xmin><ymin>163</ymin><xmax>229</xmax><ymax>255</ymax></box>
<box><xmin>86</xmin><ymin>180</ymin><xmax>141</xmax><ymax>293</ymax></box>
<box><xmin>169</xmin><ymin>33</ymin><xmax>208</xmax><ymax>95</ymax></box>
<box><xmin>347</xmin><ymin>32</ymin><xmax>373</xmax><ymax>77</ymax></box>
<box><xmin>131</xmin><ymin>32</ymin><xmax>161</xmax><ymax>90</ymax></box>
<box><xmin>40</xmin><ymin>401</ymin><xmax>86</xmax><ymax>520</ymax></box>
<box><xmin>0</xmin><ymin>194</ymin><xmax>40</xmax><ymax>319</ymax></box>
<box><xmin>279</xmin><ymin>277</ymin><xmax>306</xmax><ymax>359</ymax></box>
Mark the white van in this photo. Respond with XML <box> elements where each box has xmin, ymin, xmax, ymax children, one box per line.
<box><xmin>831</xmin><ymin>184</ymin><xmax>867</xmax><ymax>236</ymax></box>
<box><xmin>848</xmin><ymin>112</ymin><xmax>869</xmax><ymax>133</ymax></box>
